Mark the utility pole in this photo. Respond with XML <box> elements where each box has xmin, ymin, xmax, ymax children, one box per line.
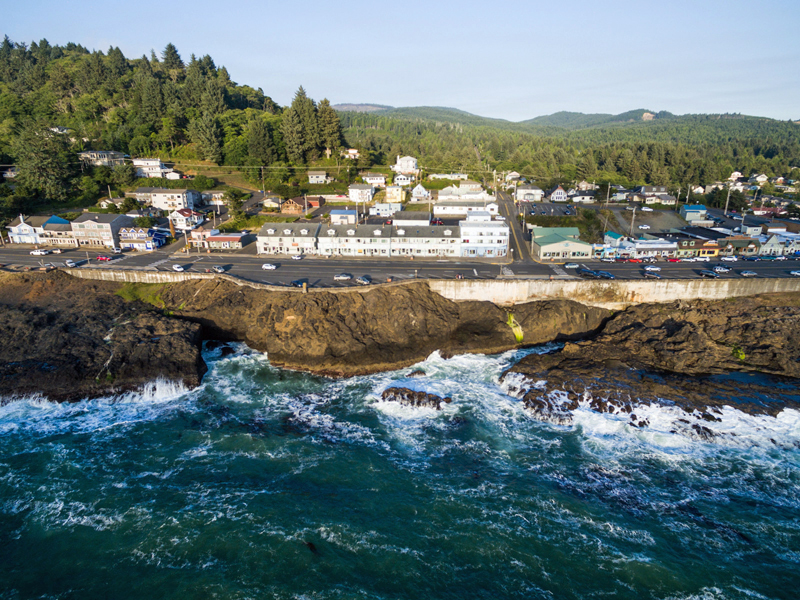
<box><xmin>628</xmin><ymin>207</ymin><xmax>637</xmax><ymax>237</ymax></box>
<box><xmin>723</xmin><ymin>185</ymin><xmax>732</xmax><ymax>216</ymax></box>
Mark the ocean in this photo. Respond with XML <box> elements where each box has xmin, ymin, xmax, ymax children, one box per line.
<box><xmin>1</xmin><ymin>343</ymin><xmax>799</xmax><ymax>599</ymax></box>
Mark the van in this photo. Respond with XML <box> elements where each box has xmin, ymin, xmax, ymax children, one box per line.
<box><xmin>112</xmin><ymin>247</ymin><xmax>123</xmax><ymax>254</ymax></box>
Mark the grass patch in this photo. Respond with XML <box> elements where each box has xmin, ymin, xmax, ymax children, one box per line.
<box><xmin>218</xmin><ymin>214</ymin><xmax>300</xmax><ymax>233</ymax></box>
<box><xmin>116</xmin><ymin>283</ymin><xmax>167</xmax><ymax>308</ymax></box>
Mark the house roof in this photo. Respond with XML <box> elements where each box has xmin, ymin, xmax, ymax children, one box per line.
<box><xmin>682</xmin><ymin>204</ymin><xmax>707</xmax><ymax>211</ymax></box>
<box><xmin>258</xmin><ymin>222</ymin><xmax>321</xmax><ymax>237</ymax></box>
<box><xmin>535</xmin><ymin>232</ymin><xmax>592</xmax><ymax>247</ymax></box>
<box><xmin>73</xmin><ymin>213</ymin><xmax>132</xmax><ymax>224</ymax></box>
<box><xmin>393</xmin><ymin>225</ymin><xmax>459</xmax><ymax>237</ymax></box>
<box><xmin>330</xmin><ymin>209</ymin><xmax>357</xmax><ymax>216</ymax></box>
<box><xmin>532</xmin><ymin>227</ymin><xmax>581</xmax><ymax>240</ymax></box>
<box><xmin>349</xmin><ymin>184</ymin><xmax>373</xmax><ymax>190</ymax></box>
<box><xmin>320</xmin><ymin>225</ymin><xmax>395</xmax><ymax>238</ymax></box>
<box><xmin>8</xmin><ymin>215</ymin><xmax>53</xmax><ymax>228</ymax></box>
<box><xmin>393</xmin><ymin>211</ymin><xmax>431</xmax><ymax>221</ymax></box>
<box><xmin>43</xmin><ymin>222</ymin><xmax>73</xmax><ymax>232</ymax></box>
<box><xmin>308</xmin><ymin>171</ymin><xmax>327</xmax><ymax>176</ymax></box>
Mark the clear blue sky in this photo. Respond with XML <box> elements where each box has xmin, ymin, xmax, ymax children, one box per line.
<box><xmin>4</xmin><ymin>0</ymin><xmax>799</xmax><ymax>121</ymax></box>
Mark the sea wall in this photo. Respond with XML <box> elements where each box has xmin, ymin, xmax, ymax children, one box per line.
<box><xmin>64</xmin><ymin>268</ymin><xmax>800</xmax><ymax>309</ymax></box>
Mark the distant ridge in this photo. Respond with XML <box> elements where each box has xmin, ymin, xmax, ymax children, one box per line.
<box><xmin>332</xmin><ymin>103</ymin><xmax>393</xmax><ymax>113</ymax></box>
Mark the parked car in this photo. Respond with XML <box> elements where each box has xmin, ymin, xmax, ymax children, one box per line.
<box><xmin>643</xmin><ymin>271</ymin><xmax>661</xmax><ymax>279</ymax></box>
<box><xmin>732</xmin><ymin>215</ymin><xmax>744</xmax><ymax>221</ymax></box>
<box><xmin>681</xmin><ymin>257</ymin><xmax>696</xmax><ymax>262</ymax></box>
<box><xmin>713</xmin><ymin>265</ymin><xmax>731</xmax><ymax>273</ymax></box>
<box><xmin>600</xmin><ymin>257</ymin><xmax>615</xmax><ymax>263</ymax></box>
<box><xmin>564</xmin><ymin>210</ymin><xmax>571</xmax><ymax>216</ymax></box>
<box><xmin>638</xmin><ymin>225</ymin><xmax>651</xmax><ymax>230</ymax></box>
<box><xmin>291</xmin><ymin>279</ymin><xmax>306</xmax><ymax>288</ymax></box>
<box><xmin>695</xmin><ymin>256</ymin><xmax>710</xmax><ymax>262</ymax></box>
<box><xmin>64</xmin><ymin>259</ymin><xmax>76</xmax><ymax>268</ymax></box>
<box><xmin>626</xmin><ymin>206</ymin><xmax>635</xmax><ymax>211</ymax></box>
<box><xmin>627</xmin><ymin>258</ymin><xmax>643</xmax><ymax>263</ymax></box>
<box><xmin>775</xmin><ymin>256</ymin><xmax>788</xmax><ymax>261</ymax></box>
<box><xmin>743</xmin><ymin>256</ymin><xmax>760</xmax><ymax>262</ymax></box>
<box><xmin>577</xmin><ymin>268</ymin><xmax>599</xmax><ymax>279</ymax></box>
<box><xmin>30</xmin><ymin>249</ymin><xmax>50</xmax><ymax>256</ymax></box>
<box><xmin>699</xmin><ymin>270</ymin><xmax>719</xmax><ymax>279</ymax></box>
<box><xmin>172</xmin><ymin>264</ymin><xmax>184</xmax><ymax>272</ymax></box>
<box><xmin>644</xmin><ymin>265</ymin><xmax>661</xmax><ymax>272</ymax></box>
<box><xmin>740</xmin><ymin>270</ymin><xmax>757</xmax><ymax>278</ymax></box>
<box><xmin>355</xmin><ymin>275</ymin><xmax>372</xmax><ymax>285</ymax></box>
<box><xmin>384</xmin><ymin>220</ymin><xmax>393</xmax><ymax>225</ymax></box>
<box><xmin>96</xmin><ymin>255</ymin><xmax>112</xmax><ymax>261</ymax></box>
<box><xmin>261</xmin><ymin>263</ymin><xmax>277</xmax><ymax>270</ymax></box>
<box><xmin>112</xmin><ymin>247</ymin><xmax>123</xmax><ymax>254</ymax></box>
<box><xmin>641</xmin><ymin>207</ymin><xmax>653</xmax><ymax>212</ymax></box>
<box><xmin>597</xmin><ymin>271</ymin><xmax>615</xmax><ymax>280</ymax></box>
<box><xmin>564</xmin><ymin>263</ymin><xmax>580</xmax><ymax>269</ymax></box>
<box><xmin>760</xmin><ymin>255</ymin><xmax>776</xmax><ymax>261</ymax></box>
<box><xmin>292</xmin><ymin>254</ymin><xmax>303</xmax><ymax>260</ymax></box>
<box><xmin>667</xmin><ymin>258</ymin><xmax>681</xmax><ymax>263</ymax></box>
<box><xmin>334</xmin><ymin>273</ymin><xmax>352</xmax><ymax>281</ymax></box>
<box><xmin>51</xmin><ymin>248</ymin><xmax>63</xmax><ymax>254</ymax></box>
<box><xmin>720</xmin><ymin>256</ymin><xmax>738</xmax><ymax>262</ymax></box>
<box><xmin>495</xmin><ymin>216</ymin><xmax>506</xmax><ymax>221</ymax></box>
<box><xmin>431</xmin><ymin>219</ymin><xmax>444</xmax><ymax>226</ymax></box>
<box><xmin>212</xmin><ymin>265</ymin><xmax>226</xmax><ymax>273</ymax></box>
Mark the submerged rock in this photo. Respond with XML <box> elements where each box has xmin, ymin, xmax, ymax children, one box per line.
<box><xmin>381</xmin><ymin>387</ymin><xmax>452</xmax><ymax>410</ymax></box>
<box><xmin>407</xmin><ymin>369</ymin><xmax>426</xmax><ymax>378</ymax></box>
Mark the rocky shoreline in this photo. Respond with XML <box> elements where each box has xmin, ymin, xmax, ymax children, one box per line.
<box><xmin>2</xmin><ymin>271</ymin><xmax>800</xmax><ymax>424</ymax></box>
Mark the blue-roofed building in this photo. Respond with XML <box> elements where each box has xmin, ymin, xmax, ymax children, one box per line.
<box><xmin>680</xmin><ymin>204</ymin><xmax>708</xmax><ymax>222</ymax></box>
<box><xmin>330</xmin><ymin>209</ymin><xmax>358</xmax><ymax>225</ymax></box>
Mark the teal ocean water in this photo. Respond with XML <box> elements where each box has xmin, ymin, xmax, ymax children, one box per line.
<box><xmin>1</xmin><ymin>344</ymin><xmax>799</xmax><ymax>599</ymax></box>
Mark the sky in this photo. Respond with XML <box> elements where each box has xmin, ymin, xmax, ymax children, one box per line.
<box><xmin>3</xmin><ymin>0</ymin><xmax>800</xmax><ymax>122</ymax></box>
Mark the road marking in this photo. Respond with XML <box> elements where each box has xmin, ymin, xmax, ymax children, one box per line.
<box><xmin>473</xmin><ymin>269</ymin><xmax>478</xmax><ymax>276</ymax></box>
<box><xmin>501</xmin><ymin>266</ymin><xmax>514</xmax><ymax>276</ymax></box>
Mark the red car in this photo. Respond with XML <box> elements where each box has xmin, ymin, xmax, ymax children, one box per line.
<box><xmin>666</xmin><ymin>258</ymin><xmax>681</xmax><ymax>262</ymax></box>
<box><xmin>96</xmin><ymin>255</ymin><xmax>112</xmax><ymax>261</ymax></box>
<box><xmin>627</xmin><ymin>258</ymin><xmax>643</xmax><ymax>263</ymax></box>
<box><xmin>384</xmin><ymin>220</ymin><xmax>393</xmax><ymax>225</ymax></box>
<box><xmin>431</xmin><ymin>219</ymin><xmax>444</xmax><ymax>225</ymax></box>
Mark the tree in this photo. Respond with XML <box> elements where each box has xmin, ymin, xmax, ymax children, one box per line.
<box><xmin>189</xmin><ymin>113</ymin><xmax>223</xmax><ymax>163</ymax></box>
<box><xmin>246</xmin><ymin>117</ymin><xmax>276</xmax><ymax>164</ymax></box>
<box><xmin>162</xmin><ymin>43</ymin><xmax>183</xmax><ymax>71</ymax></box>
<box><xmin>11</xmin><ymin>120</ymin><xmax>75</xmax><ymax>201</ymax></box>
<box><xmin>113</xmin><ymin>163</ymin><xmax>137</xmax><ymax>188</ymax></box>
<box><xmin>317</xmin><ymin>98</ymin><xmax>342</xmax><ymax>158</ymax></box>
<box><xmin>133</xmin><ymin>216</ymin><xmax>158</xmax><ymax>227</ymax></box>
<box><xmin>291</xmin><ymin>86</ymin><xmax>319</xmax><ymax>160</ymax></box>
<box><xmin>280</xmin><ymin>107</ymin><xmax>305</xmax><ymax>164</ymax></box>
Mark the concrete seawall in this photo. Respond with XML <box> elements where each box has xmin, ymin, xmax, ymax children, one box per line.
<box><xmin>65</xmin><ymin>268</ymin><xmax>800</xmax><ymax>309</ymax></box>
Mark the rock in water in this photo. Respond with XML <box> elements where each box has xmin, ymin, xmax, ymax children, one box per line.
<box><xmin>381</xmin><ymin>387</ymin><xmax>452</xmax><ymax>410</ymax></box>
<box><xmin>407</xmin><ymin>369</ymin><xmax>426</xmax><ymax>378</ymax></box>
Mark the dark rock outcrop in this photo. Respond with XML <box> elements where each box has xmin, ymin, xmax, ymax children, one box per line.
<box><xmin>381</xmin><ymin>387</ymin><xmax>452</xmax><ymax>410</ymax></box>
<box><xmin>0</xmin><ymin>272</ymin><xmax>205</xmax><ymax>402</ymax></box>
<box><xmin>504</xmin><ymin>296</ymin><xmax>800</xmax><ymax>422</ymax></box>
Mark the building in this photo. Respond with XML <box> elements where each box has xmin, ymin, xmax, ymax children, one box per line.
<box><xmin>127</xmin><ymin>188</ymin><xmax>199</xmax><ymax>211</ymax></box>
<box><xmin>78</xmin><ymin>150</ymin><xmax>126</xmax><ymax>167</ymax></box>
<box><xmin>343</xmin><ymin>148</ymin><xmax>360</xmax><ymax>160</ymax></box>
<box><xmin>385</xmin><ymin>185</ymin><xmax>404</xmax><ymax>203</ymax></box>
<box><xmin>531</xmin><ymin>227</ymin><xmax>592</xmax><ymax>261</ymax></box>
<box><xmin>168</xmin><ymin>208</ymin><xmax>204</xmax><ymax>231</ymax></box>
<box><xmin>391</xmin><ymin>156</ymin><xmax>419</xmax><ymax>175</ymax></box>
<box><xmin>430</xmin><ymin>173</ymin><xmax>468</xmax><ymax>181</ymax></box>
<box><xmin>317</xmin><ymin>225</ymin><xmax>394</xmax><ymax>257</ymax></box>
<box><xmin>390</xmin><ymin>225</ymin><xmax>460</xmax><ymax>257</ymax></box>
<box><xmin>330</xmin><ymin>209</ymin><xmax>358</xmax><ymax>225</ymax></box>
<box><xmin>189</xmin><ymin>226</ymin><xmax>220</xmax><ymax>249</ymax></box>
<box><xmin>411</xmin><ymin>184</ymin><xmax>430</xmax><ymax>202</ymax></box>
<box><xmin>308</xmin><ymin>171</ymin><xmax>331</xmax><ymax>184</ymax></box>
<box><xmin>644</xmin><ymin>194</ymin><xmax>677</xmax><ymax>206</ymax></box>
<box><xmin>257</xmin><ymin>223</ymin><xmax>320</xmax><ymax>255</ymax></box>
<box><xmin>307</xmin><ymin>196</ymin><xmax>325</xmax><ymax>209</ymax></box>
<box><xmin>281</xmin><ymin>197</ymin><xmax>307</xmax><ymax>215</ymax></box>
<box><xmin>433</xmin><ymin>200</ymin><xmax>499</xmax><ymax>216</ymax></box>
<box><xmin>460</xmin><ymin>180</ymin><xmax>482</xmax><ymax>192</ymax></box>
<box><xmin>205</xmin><ymin>233</ymin><xmax>253</xmax><ymax>250</ymax></box>
<box><xmin>393</xmin><ymin>212</ymin><xmax>431</xmax><ymax>227</ymax></box>
<box><xmin>546</xmin><ymin>186</ymin><xmax>568</xmax><ymax>202</ymax></box>
<box><xmin>571</xmin><ymin>191</ymin><xmax>596</xmax><ymax>203</ymax></box>
<box><xmin>719</xmin><ymin>236</ymin><xmax>761</xmax><ymax>258</ymax></box>
<box><xmin>118</xmin><ymin>227</ymin><xmax>167</xmax><ymax>251</ymax></box>
<box><xmin>516</xmin><ymin>185</ymin><xmax>544</xmax><ymax>202</ymax></box>
<box><xmin>348</xmin><ymin>183</ymin><xmax>375</xmax><ymax>204</ymax></box>
<box><xmin>71</xmin><ymin>213</ymin><xmax>134</xmax><ymax>248</ymax></box>
<box><xmin>459</xmin><ymin>217</ymin><xmax>509</xmax><ymax>258</ymax></box>
<box><xmin>133</xmin><ymin>158</ymin><xmax>177</xmax><ymax>179</ymax></box>
<box><xmin>262</xmin><ymin>195</ymin><xmax>285</xmax><ymax>210</ymax></box>
<box><xmin>201</xmin><ymin>190</ymin><xmax>226</xmax><ymax>206</ymax></box>
<box><xmin>394</xmin><ymin>174</ymin><xmax>415</xmax><ymax>187</ymax></box>
<box><xmin>368</xmin><ymin>203</ymin><xmax>402</xmax><ymax>218</ymax></box>
<box><xmin>6</xmin><ymin>215</ymin><xmax>72</xmax><ymax>245</ymax></box>
<box><xmin>680</xmin><ymin>204</ymin><xmax>708</xmax><ymax>223</ymax></box>
<box><xmin>362</xmin><ymin>173</ymin><xmax>387</xmax><ymax>188</ymax></box>
<box><xmin>41</xmin><ymin>221</ymin><xmax>78</xmax><ymax>247</ymax></box>
<box><xmin>437</xmin><ymin>185</ymin><xmax>494</xmax><ymax>203</ymax></box>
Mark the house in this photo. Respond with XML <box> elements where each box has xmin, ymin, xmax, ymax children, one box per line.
<box><xmin>41</xmin><ymin>221</ymin><xmax>78</xmax><ymax>247</ymax></box>
<box><xmin>749</xmin><ymin>174</ymin><xmax>769</xmax><ymax>185</ymax></box>
<box><xmin>391</xmin><ymin>156</ymin><xmax>419</xmax><ymax>175</ymax></box>
<box><xmin>691</xmin><ymin>185</ymin><xmax>705</xmax><ymax>195</ymax></box>
<box><xmin>71</xmin><ymin>213</ymin><xmax>134</xmax><ymax>248</ymax></box>
<box><xmin>393</xmin><ymin>212</ymin><xmax>431</xmax><ymax>227</ymax></box>
<box><xmin>411</xmin><ymin>184</ymin><xmax>430</xmax><ymax>202</ymax></box>
<box><xmin>307</xmin><ymin>196</ymin><xmax>325</xmax><ymax>209</ymax></box>
<box><xmin>317</xmin><ymin>225</ymin><xmax>394</xmax><ymax>257</ymax></box>
<box><xmin>385</xmin><ymin>185</ymin><xmax>405</xmax><ymax>203</ymax></box>
<box><xmin>437</xmin><ymin>185</ymin><xmax>494</xmax><ymax>203</ymax></box>
<box><xmin>6</xmin><ymin>215</ymin><xmax>72</xmax><ymax>245</ymax></box>
<box><xmin>460</xmin><ymin>180</ymin><xmax>482</xmax><ymax>192</ymax></box>
<box><xmin>644</xmin><ymin>194</ymin><xmax>677</xmax><ymax>206</ymax></box>
<box><xmin>368</xmin><ymin>203</ymin><xmax>402</xmax><ymax>218</ymax></box>
<box><xmin>168</xmin><ymin>208</ymin><xmax>204</xmax><ymax>231</ymax></box>
<box><xmin>571</xmin><ymin>191</ymin><xmax>596</xmax><ymax>203</ymax></box>
<box><xmin>459</xmin><ymin>216</ymin><xmax>509</xmax><ymax>258</ymax></box>
<box><xmin>201</xmin><ymin>190</ymin><xmax>226</xmax><ymax>206</ymax></box>
<box><xmin>729</xmin><ymin>171</ymin><xmax>743</xmax><ymax>181</ymax></box>
<box><xmin>433</xmin><ymin>200</ymin><xmax>499</xmax><ymax>216</ymax></box>
<box><xmin>119</xmin><ymin>227</ymin><xmax>167</xmax><ymax>251</ymax></box>
<box><xmin>430</xmin><ymin>173</ymin><xmax>468</xmax><ymax>181</ymax></box>
<box><xmin>98</xmin><ymin>197</ymin><xmax>128</xmax><ymax>210</ymax></box>
<box><xmin>262</xmin><ymin>195</ymin><xmax>285</xmax><ymax>210</ymax></box>
<box><xmin>133</xmin><ymin>158</ymin><xmax>176</xmax><ymax>179</ymax></box>
<box><xmin>680</xmin><ymin>204</ymin><xmax>708</xmax><ymax>222</ymax></box>
<box><xmin>205</xmin><ymin>233</ymin><xmax>253</xmax><ymax>250</ymax></box>
<box><xmin>394</xmin><ymin>174</ymin><xmax>414</xmax><ymax>187</ymax></box>
<box><xmin>257</xmin><ymin>223</ymin><xmax>320</xmax><ymax>255</ymax></box>
<box><xmin>362</xmin><ymin>173</ymin><xmax>387</xmax><ymax>188</ymax></box>
<box><xmin>128</xmin><ymin>188</ymin><xmax>199</xmax><ymax>211</ymax></box>
<box><xmin>189</xmin><ymin>226</ymin><xmax>220</xmax><ymax>248</ymax></box>
<box><xmin>719</xmin><ymin>236</ymin><xmax>761</xmax><ymax>258</ymax></box>
<box><xmin>348</xmin><ymin>183</ymin><xmax>375</xmax><ymax>204</ymax></box>
<box><xmin>546</xmin><ymin>186</ymin><xmax>568</xmax><ymax>202</ymax></box>
<box><xmin>576</xmin><ymin>180</ymin><xmax>599</xmax><ymax>191</ymax></box>
<box><xmin>342</xmin><ymin>148</ymin><xmax>360</xmax><ymax>160</ymax></box>
<box><xmin>308</xmin><ymin>171</ymin><xmax>331</xmax><ymax>184</ymax></box>
<box><xmin>330</xmin><ymin>209</ymin><xmax>358</xmax><ymax>225</ymax></box>
<box><xmin>633</xmin><ymin>185</ymin><xmax>669</xmax><ymax>197</ymax></box>
<box><xmin>281</xmin><ymin>197</ymin><xmax>306</xmax><ymax>214</ymax></box>
<box><xmin>505</xmin><ymin>171</ymin><xmax>521</xmax><ymax>182</ymax></box>
<box><xmin>390</xmin><ymin>225</ymin><xmax>460</xmax><ymax>257</ymax></box>
<box><xmin>77</xmin><ymin>150</ymin><xmax>126</xmax><ymax>167</ymax></box>
<box><xmin>531</xmin><ymin>227</ymin><xmax>592</xmax><ymax>261</ymax></box>
<box><xmin>516</xmin><ymin>185</ymin><xmax>544</xmax><ymax>202</ymax></box>
<box><xmin>759</xmin><ymin>235</ymin><xmax>785</xmax><ymax>257</ymax></box>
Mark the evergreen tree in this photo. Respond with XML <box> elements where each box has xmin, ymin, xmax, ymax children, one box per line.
<box><xmin>162</xmin><ymin>43</ymin><xmax>183</xmax><ymax>70</ymax></box>
<box><xmin>291</xmin><ymin>86</ymin><xmax>319</xmax><ymax>160</ymax></box>
<box><xmin>11</xmin><ymin>120</ymin><xmax>75</xmax><ymax>201</ymax></box>
<box><xmin>280</xmin><ymin>107</ymin><xmax>305</xmax><ymax>164</ymax></box>
<box><xmin>247</xmin><ymin>117</ymin><xmax>277</xmax><ymax>164</ymax></box>
<box><xmin>200</xmin><ymin>78</ymin><xmax>226</xmax><ymax>116</ymax></box>
<box><xmin>189</xmin><ymin>113</ymin><xmax>223</xmax><ymax>163</ymax></box>
<box><xmin>317</xmin><ymin>98</ymin><xmax>342</xmax><ymax>158</ymax></box>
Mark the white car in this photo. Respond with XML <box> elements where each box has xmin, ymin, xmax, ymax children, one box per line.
<box><xmin>51</xmin><ymin>248</ymin><xmax>63</xmax><ymax>254</ymax></box>
<box><xmin>292</xmin><ymin>255</ymin><xmax>303</xmax><ymax>260</ymax></box>
<box><xmin>641</xmin><ymin>207</ymin><xmax>653</xmax><ymax>212</ymax></box>
<box><xmin>720</xmin><ymin>256</ymin><xmax>738</xmax><ymax>262</ymax></box>
<box><xmin>334</xmin><ymin>273</ymin><xmax>352</xmax><ymax>281</ymax></box>
<box><xmin>564</xmin><ymin>263</ymin><xmax>580</xmax><ymax>269</ymax></box>
<box><xmin>681</xmin><ymin>257</ymin><xmax>696</xmax><ymax>262</ymax></box>
<box><xmin>638</xmin><ymin>225</ymin><xmax>650</xmax><ymax>230</ymax></box>
<box><xmin>261</xmin><ymin>263</ymin><xmax>277</xmax><ymax>270</ymax></box>
<box><xmin>695</xmin><ymin>256</ymin><xmax>710</xmax><ymax>262</ymax></box>
<box><xmin>775</xmin><ymin>256</ymin><xmax>788</xmax><ymax>261</ymax></box>
<box><xmin>30</xmin><ymin>249</ymin><xmax>50</xmax><ymax>256</ymax></box>
<box><xmin>495</xmin><ymin>216</ymin><xmax>506</xmax><ymax>221</ymax></box>
<box><xmin>790</xmin><ymin>271</ymin><xmax>800</xmax><ymax>277</ymax></box>
<box><xmin>644</xmin><ymin>265</ymin><xmax>661</xmax><ymax>272</ymax></box>
<box><xmin>172</xmin><ymin>264</ymin><xmax>184</xmax><ymax>272</ymax></box>
<box><xmin>64</xmin><ymin>259</ymin><xmax>76</xmax><ymax>268</ymax></box>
